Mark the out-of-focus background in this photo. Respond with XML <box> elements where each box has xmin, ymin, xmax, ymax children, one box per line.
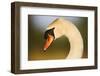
<box><xmin>28</xmin><ymin>15</ymin><xmax>88</xmax><ymax>60</ymax></box>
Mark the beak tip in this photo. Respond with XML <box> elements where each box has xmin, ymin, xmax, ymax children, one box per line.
<box><xmin>44</xmin><ymin>48</ymin><xmax>46</xmax><ymax>51</ymax></box>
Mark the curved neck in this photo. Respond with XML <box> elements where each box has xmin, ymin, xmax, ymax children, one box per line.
<box><xmin>63</xmin><ymin>21</ymin><xmax>83</xmax><ymax>59</ymax></box>
<box><xmin>47</xmin><ymin>18</ymin><xmax>83</xmax><ymax>59</ymax></box>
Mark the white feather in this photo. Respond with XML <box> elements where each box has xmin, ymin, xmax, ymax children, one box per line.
<box><xmin>47</xmin><ymin>18</ymin><xmax>83</xmax><ymax>59</ymax></box>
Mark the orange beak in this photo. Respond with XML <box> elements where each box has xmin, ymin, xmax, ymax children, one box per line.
<box><xmin>43</xmin><ymin>34</ymin><xmax>54</xmax><ymax>51</ymax></box>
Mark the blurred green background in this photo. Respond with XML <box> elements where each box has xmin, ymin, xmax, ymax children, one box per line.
<box><xmin>28</xmin><ymin>15</ymin><xmax>88</xmax><ymax>60</ymax></box>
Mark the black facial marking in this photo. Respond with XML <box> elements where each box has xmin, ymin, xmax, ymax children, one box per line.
<box><xmin>44</xmin><ymin>28</ymin><xmax>55</xmax><ymax>39</ymax></box>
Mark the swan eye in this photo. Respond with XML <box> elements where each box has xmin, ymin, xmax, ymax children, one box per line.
<box><xmin>44</xmin><ymin>28</ymin><xmax>55</xmax><ymax>39</ymax></box>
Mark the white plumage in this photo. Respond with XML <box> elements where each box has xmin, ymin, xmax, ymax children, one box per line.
<box><xmin>46</xmin><ymin>18</ymin><xmax>83</xmax><ymax>59</ymax></box>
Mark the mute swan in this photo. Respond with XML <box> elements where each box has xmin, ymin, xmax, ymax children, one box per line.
<box><xmin>43</xmin><ymin>18</ymin><xmax>83</xmax><ymax>59</ymax></box>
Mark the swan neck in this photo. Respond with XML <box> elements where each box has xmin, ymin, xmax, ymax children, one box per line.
<box><xmin>64</xmin><ymin>23</ymin><xmax>83</xmax><ymax>59</ymax></box>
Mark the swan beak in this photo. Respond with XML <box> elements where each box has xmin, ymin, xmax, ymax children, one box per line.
<box><xmin>43</xmin><ymin>34</ymin><xmax>54</xmax><ymax>51</ymax></box>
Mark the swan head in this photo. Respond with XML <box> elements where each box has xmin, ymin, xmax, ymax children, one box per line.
<box><xmin>43</xmin><ymin>27</ymin><xmax>55</xmax><ymax>51</ymax></box>
<box><xmin>43</xmin><ymin>18</ymin><xmax>64</xmax><ymax>51</ymax></box>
